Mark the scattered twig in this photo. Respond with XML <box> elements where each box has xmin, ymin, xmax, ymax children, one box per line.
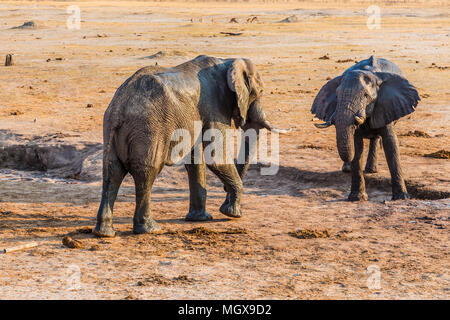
<box><xmin>2</xmin><ymin>241</ymin><xmax>39</xmax><ymax>254</ymax></box>
<box><xmin>220</xmin><ymin>32</ymin><xmax>243</xmax><ymax>36</ymax></box>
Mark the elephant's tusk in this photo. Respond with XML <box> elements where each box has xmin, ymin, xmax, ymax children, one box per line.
<box><xmin>314</xmin><ymin>121</ymin><xmax>332</xmax><ymax>129</ymax></box>
<box><xmin>313</xmin><ymin>110</ymin><xmax>336</xmax><ymax>129</ymax></box>
<box><xmin>270</xmin><ymin>127</ymin><xmax>292</xmax><ymax>134</ymax></box>
<box><xmin>260</xmin><ymin>119</ymin><xmax>291</xmax><ymax>134</ymax></box>
<box><xmin>355</xmin><ymin>116</ymin><xmax>365</xmax><ymax>125</ymax></box>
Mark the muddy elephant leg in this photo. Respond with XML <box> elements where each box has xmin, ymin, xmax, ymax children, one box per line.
<box><xmin>222</xmin><ymin>135</ymin><xmax>254</xmax><ymax>207</ymax></box>
<box><xmin>348</xmin><ymin>131</ymin><xmax>368</xmax><ymax>201</ymax></box>
<box><xmin>130</xmin><ymin>164</ymin><xmax>162</xmax><ymax>234</ymax></box>
<box><xmin>342</xmin><ymin>162</ymin><xmax>352</xmax><ymax>173</ymax></box>
<box><xmin>380</xmin><ymin>126</ymin><xmax>409</xmax><ymax>200</ymax></box>
<box><xmin>365</xmin><ymin>136</ymin><xmax>380</xmax><ymax>173</ymax></box>
<box><xmin>208</xmin><ymin>163</ymin><xmax>243</xmax><ymax>218</ymax></box>
<box><xmin>94</xmin><ymin>154</ymin><xmax>127</xmax><ymax>238</ymax></box>
<box><xmin>185</xmin><ymin>160</ymin><xmax>212</xmax><ymax>221</ymax></box>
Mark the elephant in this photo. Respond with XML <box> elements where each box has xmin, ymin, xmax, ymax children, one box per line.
<box><xmin>311</xmin><ymin>56</ymin><xmax>420</xmax><ymax>201</ymax></box>
<box><xmin>93</xmin><ymin>55</ymin><xmax>287</xmax><ymax>237</ymax></box>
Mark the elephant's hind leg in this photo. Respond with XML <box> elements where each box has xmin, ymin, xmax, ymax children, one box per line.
<box><xmin>365</xmin><ymin>136</ymin><xmax>381</xmax><ymax>173</ymax></box>
<box><xmin>130</xmin><ymin>163</ymin><xmax>162</xmax><ymax>234</ymax></box>
<box><xmin>185</xmin><ymin>162</ymin><xmax>212</xmax><ymax>221</ymax></box>
<box><xmin>94</xmin><ymin>152</ymin><xmax>127</xmax><ymax>238</ymax></box>
<box><xmin>380</xmin><ymin>126</ymin><xmax>409</xmax><ymax>200</ymax></box>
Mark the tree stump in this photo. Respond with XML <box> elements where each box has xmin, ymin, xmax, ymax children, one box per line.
<box><xmin>5</xmin><ymin>54</ymin><xmax>13</xmax><ymax>66</ymax></box>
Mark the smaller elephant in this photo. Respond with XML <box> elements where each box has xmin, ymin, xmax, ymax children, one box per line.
<box><xmin>311</xmin><ymin>56</ymin><xmax>420</xmax><ymax>201</ymax></box>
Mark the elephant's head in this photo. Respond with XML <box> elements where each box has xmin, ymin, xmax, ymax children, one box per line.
<box><xmin>227</xmin><ymin>59</ymin><xmax>290</xmax><ymax>133</ymax></box>
<box><xmin>311</xmin><ymin>69</ymin><xmax>419</xmax><ymax>163</ymax></box>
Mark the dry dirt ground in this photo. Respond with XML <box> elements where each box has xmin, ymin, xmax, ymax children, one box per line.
<box><xmin>0</xmin><ymin>1</ymin><xmax>449</xmax><ymax>299</ymax></box>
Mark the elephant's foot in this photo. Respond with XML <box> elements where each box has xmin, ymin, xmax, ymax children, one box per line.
<box><xmin>93</xmin><ymin>223</ymin><xmax>116</xmax><ymax>238</ymax></box>
<box><xmin>185</xmin><ymin>209</ymin><xmax>212</xmax><ymax>221</ymax></box>
<box><xmin>364</xmin><ymin>166</ymin><xmax>378</xmax><ymax>174</ymax></box>
<box><xmin>348</xmin><ymin>191</ymin><xmax>368</xmax><ymax>202</ymax></box>
<box><xmin>133</xmin><ymin>219</ymin><xmax>161</xmax><ymax>234</ymax></box>
<box><xmin>220</xmin><ymin>201</ymin><xmax>242</xmax><ymax>218</ymax></box>
<box><xmin>392</xmin><ymin>192</ymin><xmax>410</xmax><ymax>201</ymax></box>
<box><xmin>342</xmin><ymin>162</ymin><xmax>352</xmax><ymax>173</ymax></box>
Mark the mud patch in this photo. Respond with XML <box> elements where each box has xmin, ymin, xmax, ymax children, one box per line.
<box><xmin>137</xmin><ymin>274</ymin><xmax>195</xmax><ymax>287</ymax></box>
<box><xmin>169</xmin><ymin>226</ymin><xmax>248</xmax><ymax>236</ymax></box>
<box><xmin>336</xmin><ymin>58</ymin><xmax>355</xmax><ymax>63</ymax></box>
<box><xmin>400</xmin><ymin>130</ymin><xmax>431</xmax><ymax>138</ymax></box>
<box><xmin>296</xmin><ymin>144</ymin><xmax>330</xmax><ymax>150</ymax></box>
<box><xmin>62</xmin><ymin>236</ymin><xmax>83</xmax><ymax>249</ymax></box>
<box><xmin>0</xmin><ymin>132</ymin><xmax>102</xmax><ymax>180</ymax></box>
<box><xmin>289</xmin><ymin>229</ymin><xmax>331</xmax><ymax>239</ymax></box>
<box><xmin>424</xmin><ymin>150</ymin><xmax>450</xmax><ymax>159</ymax></box>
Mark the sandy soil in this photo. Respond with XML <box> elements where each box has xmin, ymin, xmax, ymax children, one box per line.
<box><xmin>0</xmin><ymin>1</ymin><xmax>449</xmax><ymax>299</ymax></box>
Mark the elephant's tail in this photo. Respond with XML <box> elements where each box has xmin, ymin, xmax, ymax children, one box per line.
<box><xmin>102</xmin><ymin>116</ymin><xmax>121</xmax><ymax>179</ymax></box>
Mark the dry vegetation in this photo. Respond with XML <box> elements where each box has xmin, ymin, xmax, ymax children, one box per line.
<box><xmin>0</xmin><ymin>1</ymin><xmax>449</xmax><ymax>299</ymax></box>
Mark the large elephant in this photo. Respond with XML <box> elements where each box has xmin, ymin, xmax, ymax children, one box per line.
<box><xmin>94</xmin><ymin>55</ymin><xmax>286</xmax><ymax>237</ymax></box>
<box><xmin>311</xmin><ymin>56</ymin><xmax>420</xmax><ymax>201</ymax></box>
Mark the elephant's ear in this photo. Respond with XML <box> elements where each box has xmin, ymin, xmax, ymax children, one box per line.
<box><xmin>227</xmin><ymin>59</ymin><xmax>251</xmax><ymax>125</ymax></box>
<box><xmin>311</xmin><ymin>76</ymin><xmax>342</xmax><ymax>122</ymax></box>
<box><xmin>370</xmin><ymin>72</ymin><xmax>420</xmax><ymax>129</ymax></box>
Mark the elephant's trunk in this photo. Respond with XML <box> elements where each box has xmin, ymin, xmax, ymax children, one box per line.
<box><xmin>336</xmin><ymin>125</ymin><xmax>355</xmax><ymax>163</ymax></box>
<box><xmin>335</xmin><ymin>105</ymin><xmax>357</xmax><ymax>163</ymax></box>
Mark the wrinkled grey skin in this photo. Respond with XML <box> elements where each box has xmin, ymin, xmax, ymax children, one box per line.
<box><xmin>94</xmin><ymin>55</ymin><xmax>286</xmax><ymax>237</ymax></box>
<box><xmin>311</xmin><ymin>56</ymin><xmax>420</xmax><ymax>201</ymax></box>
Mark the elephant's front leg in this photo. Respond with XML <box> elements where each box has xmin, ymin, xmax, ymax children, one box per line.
<box><xmin>348</xmin><ymin>131</ymin><xmax>368</xmax><ymax>201</ymax></box>
<box><xmin>221</xmin><ymin>130</ymin><xmax>256</xmax><ymax>214</ymax></box>
<box><xmin>380</xmin><ymin>125</ymin><xmax>409</xmax><ymax>200</ymax></box>
<box><xmin>185</xmin><ymin>161</ymin><xmax>212</xmax><ymax>221</ymax></box>
<box><xmin>208</xmin><ymin>163</ymin><xmax>243</xmax><ymax>218</ymax></box>
<box><xmin>365</xmin><ymin>136</ymin><xmax>381</xmax><ymax>173</ymax></box>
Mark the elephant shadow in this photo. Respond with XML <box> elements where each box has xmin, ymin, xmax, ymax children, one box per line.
<box><xmin>241</xmin><ymin>164</ymin><xmax>447</xmax><ymax>201</ymax></box>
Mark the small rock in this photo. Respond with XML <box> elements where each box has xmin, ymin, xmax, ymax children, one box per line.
<box><xmin>12</xmin><ymin>21</ymin><xmax>37</xmax><ymax>29</ymax></box>
<box><xmin>280</xmin><ymin>15</ymin><xmax>299</xmax><ymax>23</ymax></box>
<box><xmin>89</xmin><ymin>244</ymin><xmax>100</xmax><ymax>251</ymax></box>
<box><xmin>86</xmin><ymin>104</ymin><xmax>93</xmax><ymax>108</ymax></box>
<box><xmin>9</xmin><ymin>110</ymin><xmax>24</xmax><ymax>116</ymax></box>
